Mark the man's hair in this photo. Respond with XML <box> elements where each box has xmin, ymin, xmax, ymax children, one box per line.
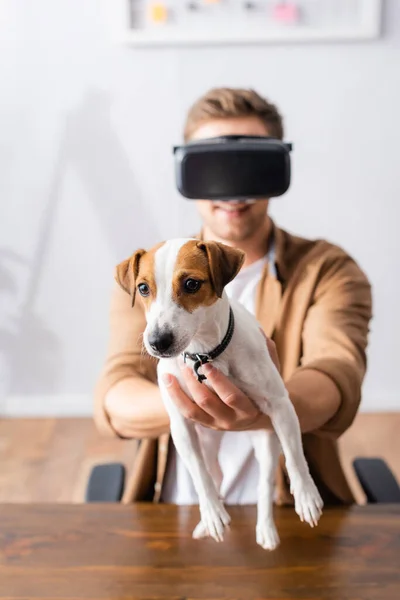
<box><xmin>183</xmin><ymin>87</ymin><xmax>284</xmax><ymax>141</ymax></box>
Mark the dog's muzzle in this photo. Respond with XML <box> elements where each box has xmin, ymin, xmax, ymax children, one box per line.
<box><xmin>148</xmin><ymin>329</ymin><xmax>174</xmax><ymax>354</ymax></box>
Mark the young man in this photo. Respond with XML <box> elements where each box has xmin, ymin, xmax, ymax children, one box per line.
<box><xmin>94</xmin><ymin>88</ymin><xmax>372</xmax><ymax>506</ymax></box>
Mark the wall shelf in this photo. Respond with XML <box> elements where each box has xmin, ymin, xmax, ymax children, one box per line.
<box><xmin>103</xmin><ymin>0</ymin><xmax>382</xmax><ymax>47</ymax></box>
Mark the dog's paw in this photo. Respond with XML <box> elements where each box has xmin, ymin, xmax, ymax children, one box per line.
<box><xmin>256</xmin><ymin>519</ymin><xmax>280</xmax><ymax>550</ymax></box>
<box><xmin>292</xmin><ymin>476</ymin><xmax>323</xmax><ymax>527</ymax></box>
<box><xmin>193</xmin><ymin>499</ymin><xmax>231</xmax><ymax>543</ymax></box>
<box><xmin>192</xmin><ymin>520</ymin><xmax>209</xmax><ymax>539</ymax></box>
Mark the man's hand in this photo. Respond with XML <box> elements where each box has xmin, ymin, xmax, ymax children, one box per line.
<box><xmin>162</xmin><ymin>333</ymin><xmax>279</xmax><ymax>432</ymax></box>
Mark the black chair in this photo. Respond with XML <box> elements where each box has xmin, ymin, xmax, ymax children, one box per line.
<box><xmin>86</xmin><ymin>456</ymin><xmax>400</xmax><ymax>504</ymax></box>
<box><xmin>353</xmin><ymin>458</ymin><xmax>400</xmax><ymax>503</ymax></box>
<box><xmin>86</xmin><ymin>462</ymin><xmax>126</xmax><ymax>502</ymax></box>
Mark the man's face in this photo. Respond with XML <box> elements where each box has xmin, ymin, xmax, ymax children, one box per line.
<box><xmin>190</xmin><ymin>116</ymin><xmax>270</xmax><ymax>243</ymax></box>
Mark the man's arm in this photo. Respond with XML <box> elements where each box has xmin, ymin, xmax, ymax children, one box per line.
<box><xmin>285</xmin><ymin>371</ymin><xmax>340</xmax><ymax>433</ymax></box>
<box><xmin>104</xmin><ymin>377</ymin><xmax>169</xmax><ymax>439</ymax></box>
<box><xmin>93</xmin><ymin>282</ymin><xmax>169</xmax><ymax>439</ymax></box>
<box><xmin>290</xmin><ymin>252</ymin><xmax>372</xmax><ymax>437</ymax></box>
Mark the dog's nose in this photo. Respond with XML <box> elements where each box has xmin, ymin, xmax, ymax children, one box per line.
<box><xmin>148</xmin><ymin>331</ymin><xmax>174</xmax><ymax>353</ymax></box>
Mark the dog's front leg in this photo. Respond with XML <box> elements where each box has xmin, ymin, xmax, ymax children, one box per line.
<box><xmin>159</xmin><ymin>381</ymin><xmax>231</xmax><ymax>542</ymax></box>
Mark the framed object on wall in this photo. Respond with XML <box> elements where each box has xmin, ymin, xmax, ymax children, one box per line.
<box><xmin>103</xmin><ymin>0</ymin><xmax>382</xmax><ymax>47</ymax></box>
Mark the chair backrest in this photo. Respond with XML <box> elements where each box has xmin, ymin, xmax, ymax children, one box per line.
<box><xmin>353</xmin><ymin>458</ymin><xmax>400</xmax><ymax>504</ymax></box>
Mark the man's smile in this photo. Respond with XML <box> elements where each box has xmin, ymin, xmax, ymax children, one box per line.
<box><xmin>213</xmin><ymin>201</ymin><xmax>255</xmax><ymax>219</ymax></box>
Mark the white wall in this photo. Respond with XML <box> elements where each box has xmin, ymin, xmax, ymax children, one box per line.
<box><xmin>0</xmin><ymin>0</ymin><xmax>399</xmax><ymax>416</ymax></box>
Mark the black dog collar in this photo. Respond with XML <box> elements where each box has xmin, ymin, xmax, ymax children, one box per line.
<box><xmin>182</xmin><ymin>307</ymin><xmax>235</xmax><ymax>383</ymax></box>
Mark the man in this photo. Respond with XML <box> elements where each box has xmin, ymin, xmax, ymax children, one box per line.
<box><xmin>94</xmin><ymin>87</ymin><xmax>372</xmax><ymax>506</ymax></box>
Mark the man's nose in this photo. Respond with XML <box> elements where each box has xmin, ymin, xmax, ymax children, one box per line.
<box><xmin>148</xmin><ymin>330</ymin><xmax>174</xmax><ymax>353</ymax></box>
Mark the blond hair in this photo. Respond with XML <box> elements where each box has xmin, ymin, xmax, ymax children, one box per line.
<box><xmin>184</xmin><ymin>87</ymin><xmax>284</xmax><ymax>141</ymax></box>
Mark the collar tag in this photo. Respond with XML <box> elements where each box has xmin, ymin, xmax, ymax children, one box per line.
<box><xmin>182</xmin><ymin>307</ymin><xmax>234</xmax><ymax>383</ymax></box>
<box><xmin>183</xmin><ymin>353</ymin><xmax>211</xmax><ymax>383</ymax></box>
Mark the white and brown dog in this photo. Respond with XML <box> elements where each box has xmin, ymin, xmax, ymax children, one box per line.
<box><xmin>116</xmin><ymin>238</ymin><xmax>323</xmax><ymax>550</ymax></box>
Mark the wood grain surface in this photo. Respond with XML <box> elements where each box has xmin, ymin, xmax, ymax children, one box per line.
<box><xmin>0</xmin><ymin>503</ymin><xmax>399</xmax><ymax>599</ymax></box>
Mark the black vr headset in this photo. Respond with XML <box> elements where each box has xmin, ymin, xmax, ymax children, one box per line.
<box><xmin>173</xmin><ymin>135</ymin><xmax>293</xmax><ymax>201</ymax></box>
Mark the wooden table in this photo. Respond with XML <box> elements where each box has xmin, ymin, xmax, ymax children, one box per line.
<box><xmin>0</xmin><ymin>504</ymin><xmax>399</xmax><ymax>599</ymax></box>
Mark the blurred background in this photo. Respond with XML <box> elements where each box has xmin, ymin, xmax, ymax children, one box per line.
<box><xmin>0</xmin><ymin>0</ymin><xmax>399</xmax><ymax>503</ymax></box>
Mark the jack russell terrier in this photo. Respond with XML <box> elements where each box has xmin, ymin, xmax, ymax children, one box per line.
<box><xmin>116</xmin><ymin>238</ymin><xmax>323</xmax><ymax>550</ymax></box>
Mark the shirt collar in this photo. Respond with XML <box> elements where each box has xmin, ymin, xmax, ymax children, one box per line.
<box><xmin>196</xmin><ymin>217</ymin><xmax>287</xmax><ymax>283</ymax></box>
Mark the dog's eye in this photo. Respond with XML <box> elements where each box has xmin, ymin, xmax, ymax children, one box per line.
<box><xmin>138</xmin><ymin>283</ymin><xmax>150</xmax><ymax>297</ymax></box>
<box><xmin>184</xmin><ymin>279</ymin><xmax>201</xmax><ymax>293</ymax></box>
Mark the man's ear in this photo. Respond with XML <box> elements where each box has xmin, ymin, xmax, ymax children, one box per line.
<box><xmin>197</xmin><ymin>241</ymin><xmax>245</xmax><ymax>298</ymax></box>
<box><xmin>115</xmin><ymin>249</ymin><xmax>146</xmax><ymax>307</ymax></box>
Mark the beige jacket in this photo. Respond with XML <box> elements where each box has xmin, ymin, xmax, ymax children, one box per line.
<box><xmin>94</xmin><ymin>222</ymin><xmax>373</xmax><ymax>505</ymax></box>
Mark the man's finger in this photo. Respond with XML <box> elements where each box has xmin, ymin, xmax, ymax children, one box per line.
<box><xmin>199</xmin><ymin>363</ymin><xmax>255</xmax><ymax>414</ymax></box>
<box><xmin>259</xmin><ymin>328</ymin><xmax>281</xmax><ymax>372</ymax></box>
<box><xmin>163</xmin><ymin>373</ymin><xmax>213</xmax><ymax>426</ymax></box>
<box><xmin>181</xmin><ymin>365</ymin><xmax>234</xmax><ymax>421</ymax></box>
<box><xmin>266</xmin><ymin>338</ymin><xmax>280</xmax><ymax>371</ymax></box>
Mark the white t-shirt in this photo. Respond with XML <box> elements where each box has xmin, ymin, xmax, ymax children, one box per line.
<box><xmin>161</xmin><ymin>254</ymin><xmax>269</xmax><ymax>505</ymax></box>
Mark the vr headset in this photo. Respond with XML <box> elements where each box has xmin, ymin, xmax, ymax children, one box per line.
<box><xmin>173</xmin><ymin>135</ymin><xmax>293</xmax><ymax>201</ymax></box>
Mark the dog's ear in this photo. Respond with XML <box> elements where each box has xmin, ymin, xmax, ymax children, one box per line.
<box><xmin>197</xmin><ymin>241</ymin><xmax>245</xmax><ymax>298</ymax></box>
<box><xmin>115</xmin><ymin>249</ymin><xmax>146</xmax><ymax>307</ymax></box>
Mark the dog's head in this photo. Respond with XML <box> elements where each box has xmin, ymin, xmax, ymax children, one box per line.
<box><xmin>115</xmin><ymin>238</ymin><xmax>245</xmax><ymax>358</ymax></box>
